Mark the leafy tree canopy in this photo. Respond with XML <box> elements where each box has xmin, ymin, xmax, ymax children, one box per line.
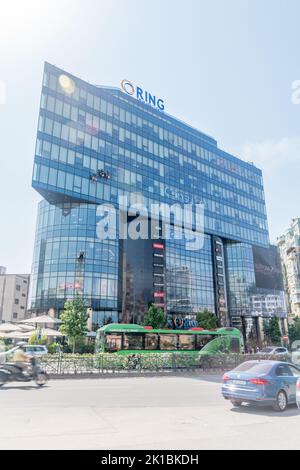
<box><xmin>28</xmin><ymin>331</ymin><xmax>47</xmax><ymax>346</ymax></box>
<box><xmin>143</xmin><ymin>304</ymin><xmax>166</xmax><ymax>329</ymax></box>
<box><xmin>196</xmin><ymin>309</ymin><xmax>219</xmax><ymax>330</ymax></box>
<box><xmin>60</xmin><ymin>295</ymin><xmax>89</xmax><ymax>353</ymax></box>
<box><xmin>288</xmin><ymin>318</ymin><xmax>300</xmax><ymax>345</ymax></box>
<box><xmin>263</xmin><ymin>317</ymin><xmax>282</xmax><ymax>345</ymax></box>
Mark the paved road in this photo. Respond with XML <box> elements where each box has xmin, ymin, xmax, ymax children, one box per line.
<box><xmin>0</xmin><ymin>374</ymin><xmax>300</xmax><ymax>450</ymax></box>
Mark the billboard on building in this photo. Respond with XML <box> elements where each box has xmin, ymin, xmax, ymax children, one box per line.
<box><xmin>253</xmin><ymin>245</ymin><xmax>284</xmax><ymax>290</ymax></box>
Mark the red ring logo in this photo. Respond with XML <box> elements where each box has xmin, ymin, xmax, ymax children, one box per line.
<box><xmin>121</xmin><ymin>79</ymin><xmax>135</xmax><ymax>96</ymax></box>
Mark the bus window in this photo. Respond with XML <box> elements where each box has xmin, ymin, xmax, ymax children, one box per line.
<box><xmin>178</xmin><ymin>335</ymin><xmax>195</xmax><ymax>351</ymax></box>
<box><xmin>123</xmin><ymin>333</ymin><xmax>144</xmax><ymax>350</ymax></box>
<box><xmin>160</xmin><ymin>334</ymin><xmax>177</xmax><ymax>350</ymax></box>
<box><xmin>105</xmin><ymin>333</ymin><xmax>122</xmax><ymax>352</ymax></box>
<box><xmin>195</xmin><ymin>335</ymin><xmax>211</xmax><ymax>351</ymax></box>
<box><xmin>145</xmin><ymin>334</ymin><xmax>159</xmax><ymax>350</ymax></box>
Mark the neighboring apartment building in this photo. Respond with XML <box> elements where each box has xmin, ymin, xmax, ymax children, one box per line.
<box><xmin>0</xmin><ymin>274</ymin><xmax>30</xmax><ymax>323</ymax></box>
<box><xmin>278</xmin><ymin>218</ymin><xmax>300</xmax><ymax>319</ymax></box>
<box><xmin>28</xmin><ymin>62</ymin><xmax>287</xmax><ymax>343</ymax></box>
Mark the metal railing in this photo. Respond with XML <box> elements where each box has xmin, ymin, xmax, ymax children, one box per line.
<box><xmin>39</xmin><ymin>353</ymin><xmax>292</xmax><ymax>377</ymax></box>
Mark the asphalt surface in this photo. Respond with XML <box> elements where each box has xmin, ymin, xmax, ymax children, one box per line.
<box><xmin>0</xmin><ymin>374</ymin><xmax>300</xmax><ymax>450</ymax></box>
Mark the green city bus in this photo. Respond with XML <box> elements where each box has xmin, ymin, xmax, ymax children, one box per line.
<box><xmin>95</xmin><ymin>324</ymin><xmax>243</xmax><ymax>356</ymax></box>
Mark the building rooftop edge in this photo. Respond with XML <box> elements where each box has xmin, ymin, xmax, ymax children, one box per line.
<box><xmin>44</xmin><ymin>61</ymin><xmax>262</xmax><ymax>175</ymax></box>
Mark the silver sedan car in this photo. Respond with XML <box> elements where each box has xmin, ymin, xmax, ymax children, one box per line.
<box><xmin>260</xmin><ymin>346</ymin><xmax>289</xmax><ymax>357</ymax></box>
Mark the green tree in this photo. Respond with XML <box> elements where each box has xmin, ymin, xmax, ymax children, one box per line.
<box><xmin>28</xmin><ymin>331</ymin><xmax>47</xmax><ymax>345</ymax></box>
<box><xmin>196</xmin><ymin>309</ymin><xmax>219</xmax><ymax>329</ymax></box>
<box><xmin>263</xmin><ymin>317</ymin><xmax>282</xmax><ymax>345</ymax></box>
<box><xmin>143</xmin><ymin>304</ymin><xmax>166</xmax><ymax>329</ymax></box>
<box><xmin>288</xmin><ymin>318</ymin><xmax>300</xmax><ymax>344</ymax></box>
<box><xmin>60</xmin><ymin>295</ymin><xmax>89</xmax><ymax>353</ymax></box>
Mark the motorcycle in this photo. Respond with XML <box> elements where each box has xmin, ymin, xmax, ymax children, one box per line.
<box><xmin>0</xmin><ymin>356</ymin><xmax>49</xmax><ymax>387</ymax></box>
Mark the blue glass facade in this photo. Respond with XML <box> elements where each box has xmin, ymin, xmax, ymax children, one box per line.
<box><xmin>165</xmin><ymin>234</ymin><xmax>215</xmax><ymax>315</ymax></box>
<box><xmin>29</xmin><ymin>62</ymin><xmax>286</xmax><ymax>338</ymax></box>
<box><xmin>30</xmin><ymin>200</ymin><xmax>120</xmax><ymax>322</ymax></box>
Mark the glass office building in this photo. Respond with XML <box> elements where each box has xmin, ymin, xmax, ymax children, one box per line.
<box><xmin>29</xmin><ymin>62</ymin><xmax>287</xmax><ymax>342</ymax></box>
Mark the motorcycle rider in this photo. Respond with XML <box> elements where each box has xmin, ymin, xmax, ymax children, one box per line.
<box><xmin>0</xmin><ymin>343</ymin><xmax>48</xmax><ymax>387</ymax></box>
<box><xmin>13</xmin><ymin>342</ymin><xmax>31</xmax><ymax>376</ymax></box>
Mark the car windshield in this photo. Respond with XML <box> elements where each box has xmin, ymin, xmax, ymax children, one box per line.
<box><xmin>233</xmin><ymin>362</ymin><xmax>273</xmax><ymax>375</ymax></box>
<box><xmin>261</xmin><ymin>347</ymin><xmax>274</xmax><ymax>353</ymax></box>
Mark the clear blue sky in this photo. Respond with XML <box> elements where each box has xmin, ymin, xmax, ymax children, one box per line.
<box><xmin>1</xmin><ymin>0</ymin><xmax>300</xmax><ymax>273</ymax></box>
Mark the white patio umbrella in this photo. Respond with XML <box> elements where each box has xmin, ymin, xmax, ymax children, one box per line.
<box><xmin>19</xmin><ymin>315</ymin><xmax>62</xmax><ymax>326</ymax></box>
<box><xmin>0</xmin><ymin>323</ymin><xmax>23</xmax><ymax>333</ymax></box>
<box><xmin>5</xmin><ymin>328</ymin><xmax>63</xmax><ymax>339</ymax></box>
<box><xmin>4</xmin><ymin>330</ymin><xmax>34</xmax><ymax>339</ymax></box>
<box><xmin>0</xmin><ymin>323</ymin><xmax>33</xmax><ymax>333</ymax></box>
<box><xmin>40</xmin><ymin>328</ymin><xmax>64</xmax><ymax>338</ymax></box>
<box><xmin>0</xmin><ymin>331</ymin><xmax>10</xmax><ymax>339</ymax></box>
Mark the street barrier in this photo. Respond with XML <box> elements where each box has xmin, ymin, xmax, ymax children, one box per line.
<box><xmin>39</xmin><ymin>353</ymin><xmax>292</xmax><ymax>377</ymax></box>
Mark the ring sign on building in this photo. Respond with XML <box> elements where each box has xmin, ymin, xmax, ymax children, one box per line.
<box><xmin>121</xmin><ymin>79</ymin><xmax>165</xmax><ymax>112</ymax></box>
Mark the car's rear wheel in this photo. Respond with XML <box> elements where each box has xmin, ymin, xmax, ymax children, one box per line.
<box><xmin>273</xmin><ymin>390</ymin><xmax>288</xmax><ymax>412</ymax></box>
<box><xmin>231</xmin><ymin>399</ymin><xmax>243</xmax><ymax>407</ymax></box>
